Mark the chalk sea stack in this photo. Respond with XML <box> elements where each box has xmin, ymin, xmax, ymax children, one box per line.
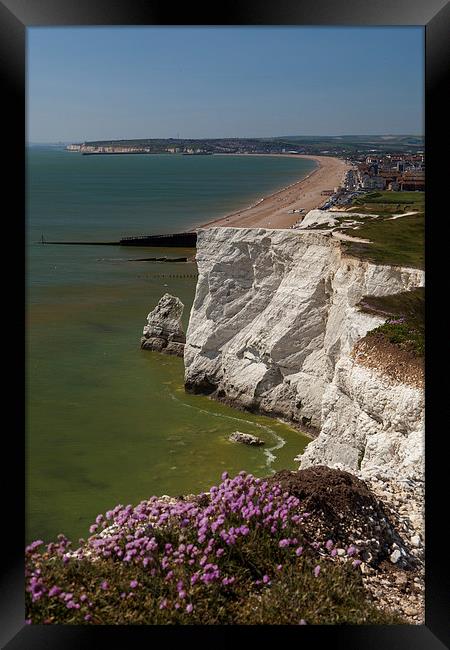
<box><xmin>141</xmin><ymin>293</ymin><xmax>186</xmax><ymax>357</ymax></box>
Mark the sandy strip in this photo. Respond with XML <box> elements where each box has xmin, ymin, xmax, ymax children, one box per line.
<box><xmin>197</xmin><ymin>154</ymin><xmax>353</xmax><ymax>230</ymax></box>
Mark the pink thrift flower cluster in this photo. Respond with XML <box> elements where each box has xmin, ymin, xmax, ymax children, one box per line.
<box><xmin>25</xmin><ymin>470</ymin><xmax>361</xmax><ymax>619</ymax></box>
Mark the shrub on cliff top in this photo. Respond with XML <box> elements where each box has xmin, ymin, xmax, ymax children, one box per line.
<box><xmin>25</xmin><ymin>471</ymin><xmax>403</xmax><ymax>625</ymax></box>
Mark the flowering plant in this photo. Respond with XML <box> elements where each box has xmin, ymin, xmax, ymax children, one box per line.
<box><xmin>25</xmin><ymin>471</ymin><xmax>400</xmax><ymax>625</ymax></box>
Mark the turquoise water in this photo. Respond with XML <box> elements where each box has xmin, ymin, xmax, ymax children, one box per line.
<box><xmin>26</xmin><ymin>147</ymin><xmax>315</xmax><ymax>543</ymax></box>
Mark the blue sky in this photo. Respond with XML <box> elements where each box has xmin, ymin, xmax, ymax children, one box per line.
<box><xmin>27</xmin><ymin>27</ymin><xmax>424</xmax><ymax>142</ymax></box>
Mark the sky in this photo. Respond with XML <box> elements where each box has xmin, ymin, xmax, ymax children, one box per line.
<box><xmin>27</xmin><ymin>27</ymin><xmax>424</xmax><ymax>142</ymax></box>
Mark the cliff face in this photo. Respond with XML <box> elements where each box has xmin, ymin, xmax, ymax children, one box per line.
<box><xmin>184</xmin><ymin>227</ymin><xmax>424</xmax><ymax>481</ymax></box>
<box><xmin>300</xmin><ymin>356</ymin><xmax>424</xmax><ymax>481</ymax></box>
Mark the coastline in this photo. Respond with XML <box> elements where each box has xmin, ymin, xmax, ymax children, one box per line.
<box><xmin>196</xmin><ymin>154</ymin><xmax>352</xmax><ymax>230</ymax></box>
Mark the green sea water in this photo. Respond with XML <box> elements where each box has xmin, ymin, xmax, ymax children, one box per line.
<box><xmin>26</xmin><ymin>147</ymin><xmax>316</xmax><ymax>543</ymax></box>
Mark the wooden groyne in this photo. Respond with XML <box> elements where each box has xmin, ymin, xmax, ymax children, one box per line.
<box><xmin>120</xmin><ymin>232</ymin><xmax>197</xmax><ymax>247</ymax></box>
<box><xmin>42</xmin><ymin>241</ymin><xmax>120</xmax><ymax>245</ymax></box>
<box><xmin>41</xmin><ymin>232</ymin><xmax>198</xmax><ymax>247</ymax></box>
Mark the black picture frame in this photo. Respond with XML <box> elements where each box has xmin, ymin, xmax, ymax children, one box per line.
<box><xmin>1</xmin><ymin>0</ymin><xmax>448</xmax><ymax>647</ymax></box>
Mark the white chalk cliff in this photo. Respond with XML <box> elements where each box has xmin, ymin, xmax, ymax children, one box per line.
<box><xmin>184</xmin><ymin>227</ymin><xmax>424</xmax><ymax>481</ymax></box>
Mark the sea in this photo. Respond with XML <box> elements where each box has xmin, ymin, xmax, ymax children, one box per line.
<box><xmin>26</xmin><ymin>146</ymin><xmax>316</xmax><ymax>543</ymax></box>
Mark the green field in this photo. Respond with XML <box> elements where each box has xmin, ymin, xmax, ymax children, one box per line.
<box><xmin>354</xmin><ymin>191</ymin><xmax>424</xmax><ymax>205</ymax></box>
<box><xmin>347</xmin><ymin>191</ymin><xmax>424</xmax><ymax>217</ymax></box>
<box><xmin>339</xmin><ymin>192</ymin><xmax>424</xmax><ymax>269</ymax></box>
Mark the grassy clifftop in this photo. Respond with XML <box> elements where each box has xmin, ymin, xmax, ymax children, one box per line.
<box><xmin>339</xmin><ymin>192</ymin><xmax>424</xmax><ymax>269</ymax></box>
<box><xmin>350</xmin><ymin>191</ymin><xmax>424</xmax><ymax>212</ymax></box>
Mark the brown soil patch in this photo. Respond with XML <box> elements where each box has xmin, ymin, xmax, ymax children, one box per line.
<box><xmin>271</xmin><ymin>466</ymin><xmax>376</xmax><ymax>521</ymax></box>
<box><xmin>268</xmin><ymin>466</ymin><xmax>411</xmax><ymax>568</ymax></box>
<box><xmin>352</xmin><ymin>334</ymin><xmax>424</xmax><ymax>389</ymax></box>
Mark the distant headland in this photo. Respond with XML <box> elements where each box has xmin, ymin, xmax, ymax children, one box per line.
<box><xmin>65</xmin><ymin>135</ymin><xmax>424</xmax><ymax>157</ymax></box>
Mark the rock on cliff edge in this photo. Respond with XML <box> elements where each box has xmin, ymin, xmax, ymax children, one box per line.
<box><xmin>141</xmin><ymin>293</ymin><xmax>186</xmax><ymax>357</ymax></box>
<box><xmin>184</xmin><ymin>227</ymin><xmax>424</xmax><ymax>482</ymax></box>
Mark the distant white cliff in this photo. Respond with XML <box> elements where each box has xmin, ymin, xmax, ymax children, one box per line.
<box><xmin>184</xmin><ymin>226</ymin><xmax>424</xmax><ymax>481</ymax></box>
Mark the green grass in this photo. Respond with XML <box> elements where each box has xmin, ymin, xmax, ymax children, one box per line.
<box><xmin>340</xmin><ymin>213</ymin><xmax>424</xmax><ymax>269</ymax></box>
<box><xmin>354</xmin><ymin>191</ymin><xmax>424</xmax><ymax>205</ymax></box>
<box><xmin>26</xmin><ymin>550</ymin><xmax>403</xmax><ymax>626</ymax></box>
<box><xmin>347</xmin><ymin>192</ymin><xmax>424</xmax><ymax>221</ymax></box>
<box><xmin>234</xmin><ymin>562</ymin><xmax>404</xmax><ymax>625</ymax></box>
<box><xmin>368</xmin><ymin>322</ymin><xmax>424</xmax><ymax>356</ymax></box>
<box><xmin>358</xmin><ymin>287</ymin><xmax>424</xmax><ymax>356</ymax></box>
<box><xmin>325</xmin><ymin>191</ymin><xmax>425</xmax><ymax>268</ymax></box>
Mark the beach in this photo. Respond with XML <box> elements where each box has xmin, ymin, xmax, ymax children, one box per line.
<box><xmin>201</xmin><ymin>154</ymin><xmax>352</xmax><ymax>229</ymax></box>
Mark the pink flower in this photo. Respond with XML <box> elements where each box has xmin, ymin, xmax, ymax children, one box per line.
<box><xmin>48</xmin><ymin>586</ymin><xmax>62</xmax><ymax>597</ymax></box>
<box><xmin>100</xmin><ymin>580</ymin><xmax>109</xmax><ymax>590</ymax></box>
<box><xmin>25</xmin><ymin>540</ymin><xmax>44</xmax><ymax>554</ymax></box>
<box><xmin>186</xmin><ymin>603</ymin><xmax>193</xmax><ymax>613</ymax></box>
<box><xmin>130</xmin><ymin>580</ymin><xmax>138</xmax><ymax>589</ymax></box>
<box><xmin>313</xmin><ymin>565</ymin><xmax>321</xmax><ymax>577</ymax></box>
